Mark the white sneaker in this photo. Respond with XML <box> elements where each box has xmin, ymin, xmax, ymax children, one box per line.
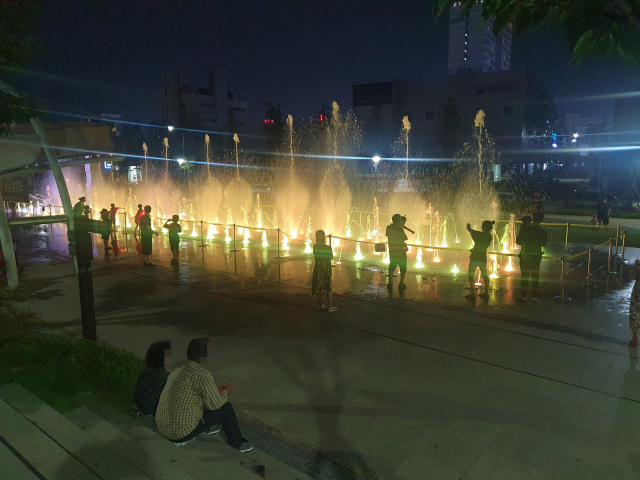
<box><xmin>206</xmin><ymin>426</ymin><xmax>222</xmax><ymax>435</ymax></box>
<box><xmin>239</xmin><ymin>442</ymin><xmax>255</xmax><ymax>453</ymax></box>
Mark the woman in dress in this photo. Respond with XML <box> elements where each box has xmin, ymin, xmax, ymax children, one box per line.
<box><xmin>629</xmin><ymin>260</ymin><xmax>640</xmax><ymax>347</ymax></box>
<box><xmin>312</xmin><ymin>230</ymin><xmax>337</xmax><ymax>312</ymax></box>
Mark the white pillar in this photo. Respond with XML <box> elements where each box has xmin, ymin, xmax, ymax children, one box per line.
<box><xmin>0</xmin><ymin>194</ymin><xmax>19</xmax><ymax>287</ymax></box>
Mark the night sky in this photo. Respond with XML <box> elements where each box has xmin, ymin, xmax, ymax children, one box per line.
<box><xmin>9</xmin><ymin>1</ymin><xmax>640</xmax><ymax>131</ymax></box>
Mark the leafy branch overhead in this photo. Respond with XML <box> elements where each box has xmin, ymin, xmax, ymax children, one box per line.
<box><xmin>434</xmin><ymin>0</ymin><xmax>640</xmax><ymax>62</ymax></box>
<box><xmin>0</xmin><ymin>0</ymin><xmax>40</xmax><ymax>134</ymax></box>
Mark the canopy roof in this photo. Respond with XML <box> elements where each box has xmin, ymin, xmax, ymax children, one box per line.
<box><xmin>0</xmin><ymin>122</ymin><xmax>115</xmax><ymax>174</ymax></box>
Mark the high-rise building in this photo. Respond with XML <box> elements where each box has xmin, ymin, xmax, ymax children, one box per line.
<box><xmin>448</xmin><ymin>3</ymin><xmax>511</xmax><ymax>75</ymax></box>
<box><xmin>162</xmin><ymin>70</ymin><xmax>249</xmax><ymax>132</ymax></box>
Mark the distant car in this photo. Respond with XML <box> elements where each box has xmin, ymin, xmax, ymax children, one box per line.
<box><xmin>565</xmin><ymin>190</ymin><xmax>615</xmax><ymax>210</ymax></box>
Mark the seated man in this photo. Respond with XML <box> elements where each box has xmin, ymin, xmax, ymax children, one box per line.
<box><xmin>133</xmin><ymin>340</ymin><xmax>172</xmax><ymax>416</ymax></box>
<box><xmin>155</xmin><ymin>338</ymin><xmax>254</xmax><ymax>452</ymax></box>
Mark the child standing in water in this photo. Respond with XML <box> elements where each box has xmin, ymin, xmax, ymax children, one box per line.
<box><xmin>312</xmin><ymin>230</ymin><xmax>337</xmax><ymax>312</ymax></box>
<box><xmin>629</xmin><ymin>260</ymin><xmax>640</xmax><ymax>347</ymax></box>
<box><xmin>465</xmin><ymin>220</ymin><xmax>494</xmax><ymax>300</ymax></box>
<box><xmin>164</xmin><ymin>215</ymin><xmax>182</xmax><ymax>265</ymax></box>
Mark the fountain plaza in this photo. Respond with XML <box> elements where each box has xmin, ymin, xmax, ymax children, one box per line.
<box><xmin>6</xmin><ymin>104</ymin><xmax>640</xmax><ymax>479</ymax></box>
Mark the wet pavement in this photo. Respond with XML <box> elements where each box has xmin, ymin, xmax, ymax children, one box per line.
<box><xmin>7</xmin><ymin>223</ymin><xmax>640</xmax><ymax>479</ymax></box>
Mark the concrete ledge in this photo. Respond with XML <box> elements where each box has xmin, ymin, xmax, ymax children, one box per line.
<box><xmin>0</xmin><ymin>397</ymin><xmax>98</xmax><ymax>479</ymax></box>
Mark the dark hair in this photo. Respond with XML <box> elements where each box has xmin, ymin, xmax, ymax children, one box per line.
<box><xmin>111</xmin><ymin>203</ymin><xmax>115</xmax><ymax>207</ymax></box>
<box><xmin>138</xmin><ymin>204</ymin><xmax>143</xmax><ymax>209</ymax></box>
<box><xmin>187</xmin><ymin>337</ymin><xmax>210</xmax><ymax>361</ymax></box>
<box><xmin>172</xmin><ymin>214</ymin><xmax>179</xmax><ymax>222</ymax></box>
<box><xmin>315</xmin><ymin>230</ymin><xmax>325</xmax><ymax>242</ymax></box>
<box><xmin>482</xmin><ymin>220</ymin><xmax>495</xmax><ymax>232</ymax></box>
<box><xmin>145</xmin><ymin>340</ymin><xmax>171</xmax><ymax>369</ymax></box>
<box><xmin>144</xmin><ymin>205</ymin><xmax>152</xmax><ymax>213</ymax></box>
<box><xmin>521</xmin><ymin>215</ymin><xmax>532</xmax><ymax>225</ymax></box>
<box><xmin>532</xmin><ymin>212</ymin><xmax>545</xmax><ymax>223</ymax></box>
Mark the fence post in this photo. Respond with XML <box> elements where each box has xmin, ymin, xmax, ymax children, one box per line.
<box><xmin>560</xmin><ymin>255</ymin><xmax>565</xmax><ymax>300</ymax></box>
<box><xmin>586</xmin><ymin>247</ymin><xmax>592</xmax><ymax>287</ymax></box>
<box><xmin>565</xmin><ymin>223</ymin><xmax>570</xmax><ymax>253</ymax></box>
<box><xmin>233</xmin><ymin>224</ymin><xmax>237</xmax><ymax>274</ymax></box>
<box><xmin>621</xmin><ymin>231</ymin><xmax>626</xmax><ymax>270</ymax></box>
<box><xmin>200</xmin><ymin>220</ymin><xmax>205</xmax><ymax>264</ymax></box>
<box><xmin>277</xmin><ymin>228</ymin><xmax>281</xmax><ymax>283</ymax></box>
<box><xmin>615</xmin><ymin>225</ymin><xmax>620</xmax><ymax>259</ymax></box>
<box><xmin>607</xmin><ymin>240</ymin><xmax>612</xmax><ymax>273</ymax></box>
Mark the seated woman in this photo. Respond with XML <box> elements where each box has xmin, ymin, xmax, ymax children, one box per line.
<box><xmin>133</xmin><ymin>340</ymin><xmax>172</xmax><ymax>416</ymax></box>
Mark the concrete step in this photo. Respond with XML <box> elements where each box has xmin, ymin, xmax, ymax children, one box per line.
<box><xmin>74</xmin><ymin>391</ymin><xmax>315</xmax><ymax>479</ymax></box>
<box><xmin>0</xmin><ymin>383</ymin><xmax>149</xmax><ymax>480</ymax></box>
<box><xmin>124</xmin><ymin>425</ymin><xmax>257</xmax><ymax>480</ymax></box>
<box><xmin>64</xmin><ymin>407</ymin><xmax>194</xmax><ymax>480</ymax></box>
<box><xmin>184</xmin><ymin>431</ymin><xmax>314</xmax><ymax>480</ymax></box>
<box><xmin>0</xmin><ymin>439</ymin><xmax>41</xmax><ymax>480</ymax></box>
<box><xmin>0</xmin><ymin>396</ymin><xmax>98</xmax><ymax>480</ymax></box>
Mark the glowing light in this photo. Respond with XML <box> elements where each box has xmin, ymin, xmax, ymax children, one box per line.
<box><xmin>332</xmin><ymin>237</ymin><xmax>340</xmax><ymax>247</ymax></box>
<box><xmin>238</xmin><ymin>226</ymin><xmax>244</xmax><ymax>235</ymax></box>
<box><xmin>177</xmin><ymin>158</ymin><xmax>185</xmax><ymax>165</ymax></box>
<box><xmin>346</xmin><ymin>227</ymin><xmax>351</xmax><ymax>237</ymax></box>
<box><xmin>416</xmin><ymin>249</ymin><xmax>424</xmax><ymax>268</ymax></box>
<box><xmin>207</xmin><ymin>224</ymin><xmax>216</xmax><ymax>240</ymax></box>
<box><xmin>475</xmin><ymin>271</ymin><xmax>482</xmax><ymax>287</ymax></box>
<box><xmin>354</xmin><ymin>242</ymin><xmax>364</xmax><ymax>261</ymax></box>
<box><xmin>150</xmin><ymin>221</ymin><xmax>155</xmax><ymax>231</ymax></box>
<box><xmin>441</xmin><ymin>239</ymin><xmax>447</xmax><ymax>248</ymax></box>
<box><xmin>262</xmin><ymin>230</ymin><xmax>269</xmax><ymax>247</ymax></box>
<box><xmin>426</xmin><ymin>248</ymin><xmax>433</xmax><ymax>252</ymax></box>
<box><xmin>224</xmin><ymin>227</ymin><xmax>231</xmax><ymax>243</ymax></box>
<box><xmin>455</xmin><ymin>236</ymin><xmax>460</xmax><ymax>244</ymax></box>
<box><xmin>433</xmin><ymin>250</ymin><xmax>440</xmax><ymax>263</ymax></box>
<box><xmin>502</xmin><ymin>244</ymin><xmax>509</xmax><ymax>254</ymax></box>
<box><xmin>291</xmin><ymin>229</ymin><xmax>297</xmax><ymax>238</ymax></box>
<box><xmin>191</xmin><ymin>222</ymin><xmax>198</xmax><ymax>237</ymax></box>
<box><xmin>552</xmin><ymin>143</ymin><xmax>558</xmax><ymax>148</ymax></box>
<box><xmin>489</xmin><ymin>253</ymin><xmax>499</xmax><ymax>279</ymax></box>
<box><xmin>382</xmin><ymin>246</ymin><xmax>390</xmax><ymax>264</ymax></box>
<box><xmin>372</xmin><ymin>155</ymin><xmax>381</xmax><ymax>164</ymax></box>
<box><xmin>451</xmin><ymin>264</ymin><xmax>460</xmax><ymax>274</ymax></box>
<box><xmin>167</xmin><ymin>126</ymin><xmax>174</xmax><ymax>132</ymax></box>
<box><xmin>505</xmin><ymin>256</ymin><xmax>514</xmax><ymax>272</ymax></box>
<box><xmin>282</xmin><ymin>235</ymin><xmax>290</xmax><ymax>256</ymax></box>
<box><xmin>304</xmin><ymin>238</ymin><xmax>312</xmax><ymax>253</ymax></box>
<box><xmin>490</xmin><ymin>273</ymin><xmax>499</xmax><ymax>279</ymax></box>
<box><xmin>125</xmin><ymin>216</ymin><xmax>132</xmax><ymax>228</ymax></box>
<box><xmin>243</xmin><ymin>227</ymin><xmax>250</xmax><ymax>246</ymax></box>
<box><xmin>115</xmin><ymin>215</ymin><xmax>120</xmax><ymax>227</ymax></box>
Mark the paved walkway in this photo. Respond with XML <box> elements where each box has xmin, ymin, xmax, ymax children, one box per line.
<box><xmin>8</xmin><ymin>224</ymin><xmax>640</xmax><ymax>479</ymax></box>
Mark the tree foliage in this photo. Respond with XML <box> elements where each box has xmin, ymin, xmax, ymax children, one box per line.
<box><xmin>434</xmin><ymin>0</ymin><xmax>640</xmax><ymax>63</ymax></box>
<box><xmin>0</xmin><ymin>0</ymin><xmax>40</xmax><ymax>134</ymax></box>
<box><xmin>523</xmin><ymin>91</ymin><xmax>558</xmax><ymax>136</ymax></box>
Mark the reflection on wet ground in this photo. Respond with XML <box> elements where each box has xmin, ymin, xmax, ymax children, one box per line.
<box><xmin>8</xmin><ymin>223</ymin><xmax>639</xmax><ymax>318</ymax></box>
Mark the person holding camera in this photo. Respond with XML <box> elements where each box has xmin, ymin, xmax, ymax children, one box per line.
<box><xmin>386</xmin><ymin>214</ymin><xmax>409</xmax><ymax>293</ymax></box>
<box><xmin>465</xmin><ymin>220</ymin><xmax>494</xmax><ymax>300</ymax></box>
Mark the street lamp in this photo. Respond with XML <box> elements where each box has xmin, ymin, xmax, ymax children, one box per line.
<box><xmin>372</xmin><ymin>155</ymin><xmax>381</xmax><ymax>164</ymax></box>
<box><xmin>176</xmin><ymin>158</ymin><xmax>185</xmax><ymax>166</ymax></box>
<box><xmin>167</xmin><ymin>126</ymin><xmax>174</xmax><ymax>132</ymax></box>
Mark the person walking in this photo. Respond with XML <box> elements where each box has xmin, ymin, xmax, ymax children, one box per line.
<box><xmin>164</xmin><ymin>215</ymin><xmax>182</xmax><ymax>265</ymax></box>
<box><xmin>99</xmin><ymin>208</ymin><xmax>112</xmax><ymax>251</ymax></box>
<box><xmin>595</xmin><ymin>196</ymin><xmax>611</xmax><ymax>230</ymax></box>
<box><xmin>516</xmin><ymin>212</ymin><xmax>547</xmax><ymax>302</ymax></box>
<box><xmin>386</xmin><ymin>214</ymin><xmax>408</xmax><ymax>294</ymax></box>
<box><xmin>312</xmin><ymin>230</ymin><xmax>336</xmax><ymax>311</ymax></box>
<box><xmin>139</xmin><ymin>205</ymin><xmax>159</xmax><ymax>266</ymax></box>
<box><xmin>72</xmin><ymin>196</ymin><xmax>86</xmax><ymax>218</ymax></box>
<box><xmin>629</xmin><ymin>260</ymin><xmax>640</xmax><ymax>347</ymax></box>
<box><xmin>109</xmin><ymin>203</ymin><xmax>119</xmax><ymax>241</ymax></box>
<box><xmin>133</xmin><ymin>341</ymin><xmax>172</xmax><ymax>417</ymax></box>
<box><xmin>465</xmin><ymin>220</ymin><xmax>494</xmax><ymax>300</ymax></box>
<box><xmin>134</xmin><ymin>204</ymin><xmax>143</xmax><ymax>238</ymax></box>
<box><xmin>155</xmin><ymin>338</ymin><xmax>254</xmax><ymax>452</ymax></box>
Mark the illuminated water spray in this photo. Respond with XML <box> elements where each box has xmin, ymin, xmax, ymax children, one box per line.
<box><xmin>191</xmin><ymin>220</ymin><xmax>198</xmax><ymax>238</ymax></box>
<box><xmin>282</xmin><ymin>234</ymin><xmax>290</xmax><ymax>256</ymax></box>
<box><xmin>261</xmin><ymin>230</ymin><xmax>268</xmax><ymax>247</ymax></box>
<box><xmin>416</xmin><ymin>248</ymin><xmax>424</xmax><ymax>268</ymax></box>
<box><xmin>402</xmin><ymin>115</ymin><xmax>411</xmax><ymax>182</ymax></box>
<box><xmin>304</xmin><ymin>215</ymin><xmax>312</xmax><ymax>253</ymax></box>
<box><xmin>354</xmin><ymin>242</ymin><xmax>363</xmax><ymax>261</ymax></box>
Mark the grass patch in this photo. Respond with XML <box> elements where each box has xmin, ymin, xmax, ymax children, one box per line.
<box><xmin>552</xmin><ymin>209</ymin><xmax>640</xmax><ymax>219</ymax></box>
<box><xmin>0</xmin><ymin>286</ymin><xmax>143</xmax><ymax>414</ymax></box>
